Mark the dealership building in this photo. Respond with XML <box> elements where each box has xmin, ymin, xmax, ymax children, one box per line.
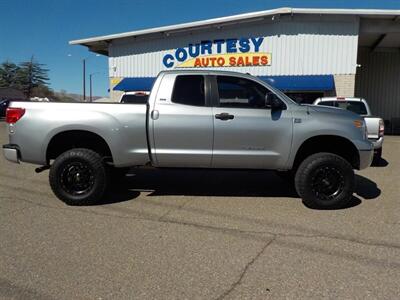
<box><xmin>70</xmin><ymin>7</ymin><xmax>400</xmax><ymax>131</ymax></box>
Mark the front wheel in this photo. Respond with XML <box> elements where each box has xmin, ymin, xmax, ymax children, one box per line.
<box><xmin>295</xmin><ymin>153</ymin><xmax>354</xmax><ymax>209</ymax></box>
<box><xmin>49</xmin><ymin>148</ymin><xmax>108</xmax><ymax>205</ymax></box>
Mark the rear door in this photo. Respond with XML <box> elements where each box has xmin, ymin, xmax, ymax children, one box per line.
<box><xmin>211</xmin><ymin>75</ymin><xmax>293</xmax><ymax>169</ymax></box>
<box><xmin>151</xmin><ymin>74</ymin><xmax>214</xmax><ymax>167</ymax></box>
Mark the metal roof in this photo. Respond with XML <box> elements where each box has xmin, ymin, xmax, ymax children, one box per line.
<box><xmin>69</xmin><ymin>7</ymin><xmax>400</xmax><ymax>55</ymax></box>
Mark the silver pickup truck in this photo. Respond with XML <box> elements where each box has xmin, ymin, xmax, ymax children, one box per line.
<box><xmin>3</xmin><ymin>70</ymin><xmax>373</xmax><ymax>209</ymax></box>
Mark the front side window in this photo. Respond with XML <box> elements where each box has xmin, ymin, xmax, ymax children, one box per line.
<box><xmin>171</xmin><ymin>75</ymin><xmax>205</xmax><ymax>106</ymax></box>
<box><xmin>216</xmin><ymin>76</ymin><xmax>269</xmax><ymax>109</ymax></box>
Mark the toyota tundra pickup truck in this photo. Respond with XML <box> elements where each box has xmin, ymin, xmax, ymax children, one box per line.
<box><xmin>3</xmin><ymin>70</ymin><xmax>373</xmax><ymax>209</ymax></box>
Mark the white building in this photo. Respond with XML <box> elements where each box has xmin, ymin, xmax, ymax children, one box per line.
<box><xmin>70</xmin><ymin>7</ymin><xmax>400</xmax><ymax>131</ymax></box>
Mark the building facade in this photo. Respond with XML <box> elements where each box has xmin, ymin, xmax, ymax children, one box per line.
<box><xmin>71</xmin><ymin>7</ymin><xmax>400</xmax><ymax>130</ymax></box>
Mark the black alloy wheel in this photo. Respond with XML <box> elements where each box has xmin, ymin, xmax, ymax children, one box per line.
<box><xmin>49</xmin><ymin>148</ymin><xmax>108</xmax><ymax>205</ymax></box>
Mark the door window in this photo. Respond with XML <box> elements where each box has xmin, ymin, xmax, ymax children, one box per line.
<box><xmin>216</xmin><ymin>76</ymin><xmax>269</xmax><ymax>109</ymax></box>
<box><xmin>171</xmin><ymin>75</ymin><xmax>205</xmax><ymax>106</ymax></box>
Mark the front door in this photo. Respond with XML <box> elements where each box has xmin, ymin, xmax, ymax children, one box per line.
<box><xmin>211</xmin><ymin>75</ymin><xmax>293</xmax><ymax>169</ymax></box>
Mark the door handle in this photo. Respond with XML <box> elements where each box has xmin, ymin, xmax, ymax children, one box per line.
<box><xmin>215</xmin><ymin>113</ymin><xmax>234</xmax><ymax>120</ymax></box>
<box><xmin>151</xmin><ymin>110</ymin><xmax>159</xmax><ymax>120</ymax></box>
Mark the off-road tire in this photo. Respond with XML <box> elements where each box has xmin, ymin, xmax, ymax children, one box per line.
<box><xmin>295</xmin><ymin>152</ymin><xmax>354</xmax><ymax>209</ymax></box>
<box><xmin>49</xmin><ymin>148</ymin><xmax>108</xmax><ymax>205</ymax></box>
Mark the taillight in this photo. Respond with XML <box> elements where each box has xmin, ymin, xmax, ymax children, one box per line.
<box><xmin>6</xmin><ymin>107</ymin><xmax>25</xmax><ymax>124</ymax></box>
<box><xmin>379</xmin><ymin>119</ymin><xmax>384</xmax><ymax>137</ymax></box>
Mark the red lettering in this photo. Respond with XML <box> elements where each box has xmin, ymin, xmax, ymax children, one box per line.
<box><xmin>201</xmin><ymin>58</ymin><xmax>209</xmax><ymax>66</ymax></box>
<box><xmin>209</xmin><ymin>57</ymin><xmax>217</xmax><ymax>66</ymax></box>
<box><xmin>261</xmin><ymin>55</ymin><xmax>268</xmax><ymax>65</ymax></box>
<box><xmin>237</xmin><ymin>56</ymin><xmax>244</xmax><ymax>66</ymax></box>
<box><xmin>229</xmin><ymin>57</ymin><xmax>236</xmax><ymax>66</ymax></box>
<box><xmin>252</xmin><ymin>56</ymin><xmax>260</xmax><ymax>65</ymax></box>
<box><xmin>194</xmin><ymin>58</ymin><xmax>202</xmax><ymax>67</ymax></box>
<box><xmin>217</xmin><ymin>57</ymin><xmax>225</xmax><ymax>66</ymax></box>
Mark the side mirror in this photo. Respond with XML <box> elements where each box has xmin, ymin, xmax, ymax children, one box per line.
<box><xmin>265</xmin><ymin>93</ymin><xmax>285</xmax><ymax>110</ymax></box>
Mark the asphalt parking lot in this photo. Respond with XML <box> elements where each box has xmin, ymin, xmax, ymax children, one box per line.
<box><xmin>1</xmin><ymin>121</ymin><xmax>400</xmax><ymax>299</ymax></box>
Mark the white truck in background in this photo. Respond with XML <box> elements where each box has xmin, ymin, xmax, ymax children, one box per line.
<box><xmin>313</xmin><ymin>97</ymin><xmax>384</xmax><ymax>159</ymax></box>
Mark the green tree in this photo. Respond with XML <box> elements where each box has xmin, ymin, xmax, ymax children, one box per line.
<box><xmin>17</xmin><ymin>56</ymin><xmax>49</xmax><ymax>98</ymax></box>
<box><xmin>0</xmin><ymin>61</ymin><xmax>20</xmax><ymax>88</ymax></box>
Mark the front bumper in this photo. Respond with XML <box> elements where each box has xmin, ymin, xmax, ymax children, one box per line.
<box><xmin>359</xmin><ymin>148</ymin><xmax>373</xmax><ymax>170</ymax></box>
<box><xmin>2</xmin><ymin>144</ymin><xmax>20</xmax><ymax>163</ymax></box>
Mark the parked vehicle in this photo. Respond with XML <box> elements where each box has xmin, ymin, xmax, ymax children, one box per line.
<box><xmin>119</xmin><ymin>91</ymin><xmax>150</xmax><ymax>104</ymax></box>
<box><xmin>3</xmin><ymin>70</ymin><xmax>373</xmax><ymax>209</ymax></box>
<box><xmin>313</xmin><ymin>97</ymin><xmax>384</xmax><ymax>159</ymax></box>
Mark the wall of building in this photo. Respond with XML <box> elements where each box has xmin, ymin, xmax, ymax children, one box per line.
<box><xmin>333</xmin><ymin>74</ymin><xmax>356</xmax><ymax>97</ymax></box>
<box><xmin>355</xmin><ymin>47</ymin><xmax>400</xmax><ymax>122</ymax></box>
<box><xmin>108</xmin><ymin>15</ymin><xmax>359</xmax><ymax>79</ymax></box>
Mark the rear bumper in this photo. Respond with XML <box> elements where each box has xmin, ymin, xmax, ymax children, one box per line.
<box><xmin>359</xmin><ymin>149</ymin><xmax>373</xmax><ymax>170</ymax></box>
<box><xmin>2</xmin><ymin>144</ymin><xmax>20</xmax><ymax>163</ymax></box>
<box><xmin>369</xmin><ymin>136</ymin><xmax>384</xmax><ymax>150</ymax></box>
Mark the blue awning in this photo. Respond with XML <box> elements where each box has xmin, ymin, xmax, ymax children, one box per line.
<box><xmin>259</xmin><ymin>75</ymin><xmax>334</xmax><ymax>91</ymax></box>
<box><xmin>113</xmin><ymin>77</ymin><xmax>156</xmax><ymax>91</ymax></box>
<box><xmin>113</xmin><ymin>75</ymin><xmax>334</xmax><ymax>92</ymax></box>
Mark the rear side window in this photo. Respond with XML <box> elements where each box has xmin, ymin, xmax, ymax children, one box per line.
<box><xmin>121</xmin><ymin>94</ymin><xmax>149</xmax><ymax>104</ymax></box>
<box><xmin>216</xmin><ymin>76</ymin><xmax>269</xmax><ymax>109</ymax></box>
<box><xmin>318</xmin><ymin>101</ymin><xmax>336</xmax><ymax>107</ymax></box>
<box><xmin>171</xmin><ymin>75</ymin><xmax>205</xmax><ymax>106</ymax></box>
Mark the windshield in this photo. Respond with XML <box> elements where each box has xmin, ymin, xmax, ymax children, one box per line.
<box><xmin>318</xmin><ymin>101</ymin><xmax>368</xmax><ymax>115</ymax></box>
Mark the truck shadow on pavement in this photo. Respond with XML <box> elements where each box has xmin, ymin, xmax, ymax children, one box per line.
<box><xmin>371</xmin><ymin>157</ymin><xmax>389</xmax><ymax>167</ymax></box>
<box><xmin>100</xmin><ymin>169</ymin><xmax>381</xmax><ymax>209</ymax></box>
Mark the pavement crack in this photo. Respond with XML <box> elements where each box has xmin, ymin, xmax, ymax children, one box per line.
<box><xmin>8</xmin><ymin>195</ymin><xmax>400</xmax><ymax>251</ymax></box>
<box><xmin>158</xmin><ymin>198</ymin><xmax>192</xmax><ymax>221</ymax></box>
<box><xmin>215</xmin><ymin>236</ymin><xmax>276</xmax><ymax>300</ymax></box>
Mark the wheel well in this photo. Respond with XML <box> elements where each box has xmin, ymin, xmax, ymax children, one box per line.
<box><xmin>46</xmin><ymin>130</ymin><xmax>113</xmax><ymax>162</ymax></box>
<box><xmin>293</xmin><ymin>135</ymin><xmax>360</xmax><ymax>170</ymax></box>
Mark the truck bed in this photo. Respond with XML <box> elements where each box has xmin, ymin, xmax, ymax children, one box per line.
<box><xmin>7</xmin><ymin>102</ymin><xmax>150</xmax><ymax>167</ymax></box>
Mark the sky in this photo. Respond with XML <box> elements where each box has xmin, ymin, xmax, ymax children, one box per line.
<box><xmin>1</xmin><ymin>0</ymin><xmax>399</xmax><ymax>97</ymax></box>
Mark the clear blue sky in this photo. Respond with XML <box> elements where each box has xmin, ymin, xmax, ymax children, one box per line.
<box><xmin>1</xmin><ymin>0</ymin><xmax>399</xmax><ymax>97</ymax></box>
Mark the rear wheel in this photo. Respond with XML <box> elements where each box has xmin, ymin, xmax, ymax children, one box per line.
<box><xmin>49</xmin><ymin>148</ymin><xmax>108</xmax><ymax>205</ymax></box>
<box><xmin>295</xmin><ymin>152</ymin><xmax>354</xmax><ymax>209</ymax></box>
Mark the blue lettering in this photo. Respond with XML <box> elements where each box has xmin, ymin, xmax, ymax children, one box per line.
<box><xmin>201</xmin><ymin>40</ymin><xmax>212</xmax><ymax>55</ymax></box>
<box><xmin>251</xmin><ymin>37</ymin><xmax>264</xmax><ymax>52</ymax></box>
<box><xmin>238</xmin><ymin>38</ymin><xmax>250</xmax><ymax>53</ymax></box>
<box><xmin>213</xmin><ymin>39</ymin><xmax>224</xmax><ymax>53</ymax></box>
<box><xmin>175</xmin><ymin>48</ymin><xmax>188</xmax><ymax>62</ymax></box>
<box><xmin>163</xmin><ymin>54</ymin><xmax>174</xmax><ymax>68</ymax></box>
<box><xmin>226</xmin><ymin>39</ymin><xmax>237</xmax><ymax>53</ymax></box>
<box><xmin>188</xmin><ymin>43</ymin><xmax>200</xmax><ymax>58</ymax></box>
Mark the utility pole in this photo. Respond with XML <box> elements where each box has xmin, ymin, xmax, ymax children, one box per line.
<box><xmin>89</xmin><ymin>73</ymin><xmax>93</xmax><ymax>102</ymax></box>
<box><xmin>89</xmin><ymin>72</ymin><xmax>100</xmax><ymax>102</ymax></box>
<box><xmin>83</xmin><ymin>59</ymin><xmax>86</xmax><ymax>101</ymax></box>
